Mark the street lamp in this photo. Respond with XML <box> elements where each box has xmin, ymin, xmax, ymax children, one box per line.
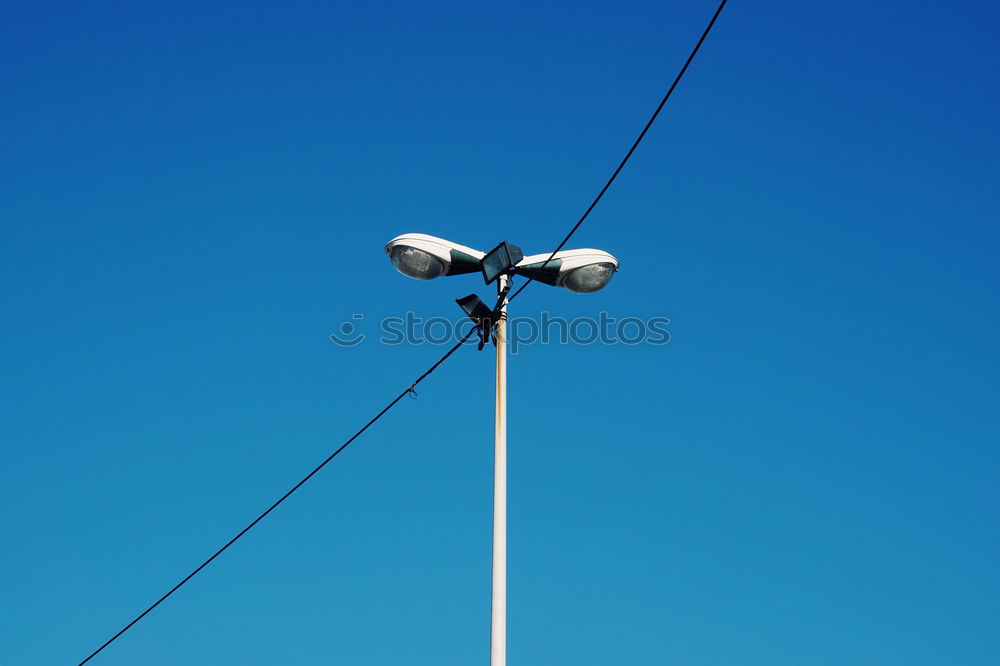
<box><xmin>384</xmin><ymin>233</ymin><xmax>619</xmax><ymax>666</ymax></box>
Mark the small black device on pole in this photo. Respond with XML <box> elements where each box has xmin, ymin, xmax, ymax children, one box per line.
<box><xmin>480</xmin><ymin>241</ymin><xmax>523</xmax><ymax>285</ymax></box>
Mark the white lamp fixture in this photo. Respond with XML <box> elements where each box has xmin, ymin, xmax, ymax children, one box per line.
<box><xmin>384</xmin><ymin>233</ymin><xmax>618</xmax><ymax>292</ymax></box>
<box><xmin>514</xmin><ymin>249</ymin><xmax>619</xmax><ymax>293</ymax></box>
<box><xmin>385</xmin><ymin>233</ymin><xmax>485</xmax><ymax>280</ymax></box>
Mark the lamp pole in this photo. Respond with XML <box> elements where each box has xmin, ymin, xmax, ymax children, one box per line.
<box><xmin>384</xmin><ymin>234</ymin><xmax>617</xmax><ymax>665</ymax></box>
<box><xmin>490</xmin><ymin>274</ymin><xmax>509</xmax><ymax>666</ymax></box>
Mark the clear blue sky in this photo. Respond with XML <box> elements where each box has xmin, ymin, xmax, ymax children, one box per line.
<box><xmin>1</xmin><ymin>1</ymin><xmax>998</xmax><ymax>664</ymax></box>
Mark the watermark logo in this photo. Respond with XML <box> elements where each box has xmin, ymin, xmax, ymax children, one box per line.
<box><xmin>329</xmin><ymin>313</ymin><xmax>367</xmax><ymax>347</ymax></box>
<box><xmin>330</xmin><ymin>312</ymin><xmax>670</xmax><ymax>354</ymax></box>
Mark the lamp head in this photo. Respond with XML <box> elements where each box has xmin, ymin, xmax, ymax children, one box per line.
<box><xmin>514</xmin><ymin>249</ymin><xmax>619</xmax><ymax>293</ymax></box>
<box><xmin>384</xmin><ymin>233</ymin><xmax>485</xmax><ymax>280</ymax></box>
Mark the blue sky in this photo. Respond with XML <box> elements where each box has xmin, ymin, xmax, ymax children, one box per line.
<box><xmin>1</xmin><ymin>1</ymin><xmax>998</xmax><ymax>664</ymax></box>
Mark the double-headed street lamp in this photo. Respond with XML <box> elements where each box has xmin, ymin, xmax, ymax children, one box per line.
<box><xmin>384</xmin><ymin>233</ymin><xmax>619</xmax><ymax>666</ymax></box>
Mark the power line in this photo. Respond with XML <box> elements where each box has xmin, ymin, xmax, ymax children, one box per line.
<box><xmin>76</xmin><ymin>327</ymin><xmax>477</xmax><ymax>666</ymax></box>
<box><xmin>508</xmin><ymin>0</ymin><xmax>728</xmax><ymax>303</ymax></box>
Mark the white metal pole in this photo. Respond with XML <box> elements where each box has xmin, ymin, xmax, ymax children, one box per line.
<box><xmin>490</xmin><ymin>275</ymin><xmax>509</xmax><ymax>666</ymax></box>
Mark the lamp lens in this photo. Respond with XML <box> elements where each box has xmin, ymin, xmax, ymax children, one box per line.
<box><xmin>391</xmin><ymin>246</ymin><xmax>445</xmax><ymax>280</ymax></box>
<box><xmin>562</xmin><ymin>262</ymin><xmax>615</xmax><ymax>293</ymax></box>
